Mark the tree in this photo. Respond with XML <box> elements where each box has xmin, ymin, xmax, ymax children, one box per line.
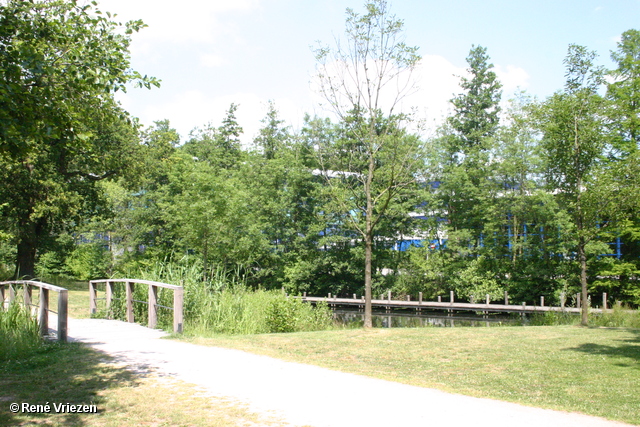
<box><xmin>607</xmin><ymin>29</ymin><xmax>640</xmax><ymax>155</ymax></box>
<box><xmin>313</xmin><ymin>0</ymin><xmax>423</xmax><ymax>327</ymax></box>
<box><xmin>0</xmin><ymin>0</ymin><xmax>158</xmax><ymax>279</ymax></box>
<box><xmin>183</xmin><ymin>103</ymin><xmax>244</xmax><ymax>170</ymax></box>
<box><xmin>440</xmin><ymin>45</ymin><xmax>502</xmax><ymax>232</ymax></box>
<box><xmin>430</xmin><ymin>46</ymin><xmax>504</xmax><ymax>300</ymax></box>
<box><xmin>538</xmin><ymin>45</ymin><xmax>639</xmax><ymax>324</ymax></box>
<box><xmin>448</xmin><ymin>45</ymin><xmax>503</xmax><ymax>151</ymax></box>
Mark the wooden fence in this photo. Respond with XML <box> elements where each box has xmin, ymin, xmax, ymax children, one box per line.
<box><xmin>0</xmin><ymin>280</ymin><xmax>68</xmax><ymax>342</ymax></box>
<box><xmin>89</xmin><ymin>279</ymin><xmax>184</xmax><ymax>333</ymax></box>
<box><xmin>300</xmin><ymin>290</ymin><xmax>613</xmax><ymax>315</ymax></box>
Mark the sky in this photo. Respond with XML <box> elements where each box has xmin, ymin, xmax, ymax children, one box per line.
<box><xmin>98</xmin><ymin>0</ymin><xmax>640</xmax><ymax>144</ymax></box>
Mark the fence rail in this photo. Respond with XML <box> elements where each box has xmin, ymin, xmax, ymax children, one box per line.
<box><xmin>89</xmin><ymin>279</ymin><xmax>183</xmax><ymax>333</ymax></box>
<box><xmin>299</xmin><ymin>290</ymin><xmax>614</xmax><ymax>316</ymax></box>
<box><xmin>0</xmin><ymin>280</ymin><xmax>68</xmax><ymax>342</ymax></box>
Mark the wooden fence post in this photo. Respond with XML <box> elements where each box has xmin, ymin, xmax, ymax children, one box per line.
<box><xmin>148</xmin><ymin>284</ymin><xmax>158</xmax><ymax>329</ymax></box>
<box><xmin>419</xmin><ymin>292</ymin><xmax>423</xmax><ymax>304</ymax></box>
<box><xmin>9</xmin><ymin>284</ymin><xmax>15</xmax><ymax>305</ymax></box>
<box><xmin>450</xmin><ymin>291</ymin><xmax>454</xmax><ymax>304</ymax></box>
<box><xmin>89</xmin><ymin>281</ymin><xmax>97</xmax><ymax>315</ymax></box>
<box><xmin>173</xmin><ymin>286</ymin><xmax>184</xmax><ymax>333</ymax></box>
<box><xmin>504</xmin><ymin>291</ymin><xmax>509</xmax><ymax>305</ymax></box>
<box><xmin>0</xmin><ymin>284</ymin><xmax>4</xmax><ymax>310</ymax></box>
<box><xmin>106</xmin><ymin>281</ymin><xmax>114</xmax><ymax>318</ymax></box>
<box><xmin>23</xmin><ymin>283</ymin><xmax>32</xmax><ymax>312</ymax></box>
<box><xmin>603</xmin><ymin>293</ymin><xmax>608</xmax><ymax>310</ymax></box>
<box><xmin>576</xmin><ymin>293</ymin><xmax>581</xmax><ymax>309</ymax></box>
<box><xmin>57</xmin><ymin>289</ymin><xmax>68</xmax><ymax>342</ymax></box>
<box><xmin>126</xmin><ymin>281</ymin><xmax>134</xmax><ymax>323</ymax></box>
<box><xmin>540</xmin><ymin>296</ymin><xmax>545</xmax><ymax>307</ymax></box>
<box><xmin>561</xmin><ymin>292</ymin><xmax>566</xmax><ymax>310</ymax></box>
<box><xmin>387</xmin><ymin>291</ymin><xmax>391</xmax><ymax>302</ymax></box>
<box><xmin>486</xmin><ymin>294</ymin><xmax>490</xmax><ymax>305</ymax></box>
<box><xmin>39</xmin><ymin>287</ymin><xmax>49</xmax><ymax>337</ymax></box>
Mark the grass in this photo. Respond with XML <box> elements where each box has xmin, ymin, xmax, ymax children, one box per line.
<box><xmin>180</xmin><ymin>325</ymin><xmax>640</xmax><ymax>425</ymax></box>
<box><xmin>0</xmin><ymin>303</ymin><xmax>42</xmax><ymax>361</ymax></box>
<box><xmin>6</xmin><ymin>277</ymin><xmax>640</xmax><ymax>424</ymax></box>
<box><xmin>0</xmin><ymin>341</ymin><xmax>285</xmax><ymax>426</ymax></box>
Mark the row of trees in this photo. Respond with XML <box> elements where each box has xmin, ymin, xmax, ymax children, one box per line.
<box><xmin>1</xmin><ymin>1</ymin><xmax>639</xmax><ymax>327</ymax></box>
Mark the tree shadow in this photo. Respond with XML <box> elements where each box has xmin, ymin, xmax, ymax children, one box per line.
<box><xmin>565</xmin><ymin>328</ymin><xmax>640</xmax><ymax>368</ymax></box>
<box><xmin>0</xmin><ymin>341</ymin><xmax>143</xmax><ymax>426</ymax></box>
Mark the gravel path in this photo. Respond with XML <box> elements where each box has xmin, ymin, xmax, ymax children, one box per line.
<box><xmin>67</xmin><ymin>318</ymin><xmax>632</xmax><ymax>427</ymax></box>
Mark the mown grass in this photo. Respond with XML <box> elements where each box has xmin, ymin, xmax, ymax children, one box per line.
<box><xmin>9</xmin><ymin>277</ymin><xmax>640</xmax><ymax>424</ymax></box>
<box><xmin>181</xmin><ymin>325</ymin><xmax>640</xmax><ymax>425</ymax></box>
<box><xmin>0</xmin><ymin>341</ymin><xmax>284</xmax><ymax>426</ymax></box>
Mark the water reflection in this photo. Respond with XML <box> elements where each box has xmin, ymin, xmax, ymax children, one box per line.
<box><xmin>333</xmin><ymin>308</ymin><xmax>520</xmax><ymax>328</ymax></box>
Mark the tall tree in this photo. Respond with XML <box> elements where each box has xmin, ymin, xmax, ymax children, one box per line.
<box><xmin>313</xmin><ymin>0</ymin><xmax>423</xmax><ymax>327</ymax></box>
<box><xmin>607</xmin><ymin>29</ymin><xmax>640</xmax><ymax>154</ymax></box>
<box><xmin>0</xmin><ymin>0</ymin><xmax>158</xmax><ymax>278</ymax></box>
<box><xmin>432</xmin><ymin>46</ymin><xmax>503</xmax><ymax>300</ymax></box>
<box><xmin>448</xmin><ymin>45</ymin><xmax>503</xmax><ymax>151</ymax></box>
<box><xmin>538</xmin><ymin>45</ymin><xmax>638</xmax><ymax>324</ymax></box>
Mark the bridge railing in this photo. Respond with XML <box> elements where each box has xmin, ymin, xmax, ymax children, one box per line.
<box><xmin>0</xmin><ymin>280</ymin><xmax>68</xmax><ymax>342</ymax></box>
<box><xmin>89</xmin><ymin>279</ymin><xmax>183</xmax><ymax>333</ymax></box>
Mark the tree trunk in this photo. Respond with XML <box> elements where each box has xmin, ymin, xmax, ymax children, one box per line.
<box><xmin>364</xmin><ymin>231</ymin><xmax>373</xmax><ymax>328</ymax></box>
<box><xmin>15</xmin><ymin>225</ymin><xmax>37</xmax><ymax>280</ymax></box>
<box><xmin>578</xmin><ymin>238</ymin><xmax>589</xmax><ymax>326</ymax></box>
<box><xmin>363</xmin><ymin>149</ymin><xmax>375</xmax><ymax>329</ymax></box>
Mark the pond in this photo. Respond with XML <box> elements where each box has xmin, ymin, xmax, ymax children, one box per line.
<box><xmin>333</xmin><ymin>307</ymin><xmax>525</xmax><ymax>328</ymax></box>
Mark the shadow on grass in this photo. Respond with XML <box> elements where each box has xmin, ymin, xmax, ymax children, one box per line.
<box><xmin>0</xmin><ymin>341</ymin><xmax>141</xmax><ymax>426</ymax></box>
<box><xmin>566</xmin><ymin>329</ymin><xmax>640</xmax><ymax>367</ymax></box>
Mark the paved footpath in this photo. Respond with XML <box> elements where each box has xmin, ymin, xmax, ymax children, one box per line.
<box><xmin>67</xmin><ymin>318</ymin><xmax>632</xmax><ymax>427</ymax></box>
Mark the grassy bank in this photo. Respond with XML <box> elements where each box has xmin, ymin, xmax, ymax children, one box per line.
<box><xmin>0</xmin><ymin>341</ymin><xmax>283</xmax><ymax>426</ymax></box>
<box><xmin>182</xmin><ymin>325</ymin><xmax>640</xmax><ymax>425</ymax></box>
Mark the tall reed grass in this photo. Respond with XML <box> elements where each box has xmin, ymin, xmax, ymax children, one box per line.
<box><xmin>108</xmin><ymin>256</ymin><xmax>334</xmax><ymax>335</ymax></box>
<box><xmin>0</xmin><ymin>303</ymin><xmax>43</xmax><ymax>361</ymax></box>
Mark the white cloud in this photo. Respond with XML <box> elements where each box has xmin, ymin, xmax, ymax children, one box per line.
<box><xmin>495</xmin><ymin>64</ymin><xmax>530</xmax><ymax>95</ymax></box>
<box><xmin>125</xmin><ymin>90</ymin><xmax>305</xmax><ymax>147</ymax></box>
<box><xmin>97</xmin><ymin>0</ymin><xmax>260</xmax><ymax>45</ymax></box>
<box><xmin>200</xmin><ymin>53</ymin><xmax>227</xmax><ymax>68</ymax></box>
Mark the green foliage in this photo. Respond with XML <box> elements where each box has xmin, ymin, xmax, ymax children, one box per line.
<box><xmin>0</xmin><ymin>0</ymin><xmax>157</xmax><ymax>279</ymax></box>
<box><xmin>64</xmin><ymin>242</ymin><xmax>111</xmax><ymax>281</ymax></box>
<box><xmin>590</xmin><ymin>303</ymin><xmax>640</xmax><ymax>328</ymax></box>
<box><xmin>193</xmin><ymin>287</ymin><xmax>334</xmax><ymax>335</ymax></box>
<box><xmin>265</xmin><ymin>295</ymin><xmax>333</xmax><ymax>333</ymax></box>
<box><xmin>448</xmin><ymin>45</ymin><xmax>502</xmax><ymax>149</ymax></box>
<box><xmin>0</xmin><ymin>303</ymin><xmax>43</xmax><ymax>361</ymax></box>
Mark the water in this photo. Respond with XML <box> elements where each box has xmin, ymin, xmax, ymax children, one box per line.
<box><xmin>333</xmin><ymin>308</ymin><xmax>521</xmax><ymax>328</ymax></box>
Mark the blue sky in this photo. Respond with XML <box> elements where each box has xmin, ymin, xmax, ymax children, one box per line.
<box><xmin>99</xmin><ymin>0</ymin><xmax>640</xmax><ymax>143</ymax></box>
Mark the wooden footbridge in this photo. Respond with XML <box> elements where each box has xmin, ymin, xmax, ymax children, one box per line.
<box><xmin>300</xmin><ymin>291</ymin><xmax>611</xmax><ymax>315</ymax></box>
<box><xmin>0</xmin><ymin>278</ymin><xmax>185</xmax><ymax>342</ymax></box>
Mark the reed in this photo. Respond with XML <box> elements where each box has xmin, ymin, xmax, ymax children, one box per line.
<box><xmin>0</xmin><ymin>303</ymin><xmax>43</xmax><ymax>361</ymax></box>
<box><xmin>113</xmin><ymin>257</ymin><xmax>334</xmax><ymax>335</ymax></box>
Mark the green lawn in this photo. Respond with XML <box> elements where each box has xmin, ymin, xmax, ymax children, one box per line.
<box><xmin>15</xmin><ymin>280</ymin><xmax>640</xmax><ymax>425</ymax></box>
<box><xmin>181</xmin><ymin>325</ymin><xmax>640</xmax><ymax>425</ymax></box>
